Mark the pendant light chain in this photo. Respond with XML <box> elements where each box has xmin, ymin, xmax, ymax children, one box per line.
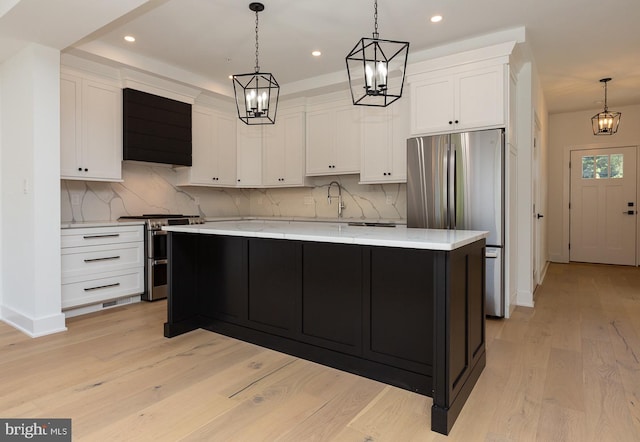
<box><xmin>603</xmin><ymin>81</ymin><xmax>609</xmax><ymax>112</ymax></box>
<box><xmin>373</xmin><ymin>0</ymin><xmax>379</xmax><ymax>39</ymax></box>
<box><xmin>254</xmin><ymin>8</ymin><xmax>260</xmax><ymax>73</ymax></box>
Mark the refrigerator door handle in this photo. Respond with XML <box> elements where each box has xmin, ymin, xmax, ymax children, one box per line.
<box><xmin>417</xmin><ymin>142</ymin><xmax>430</xmax><ymax>228</ymax></box>
<box><xmin>447</xmin><ymin>143</ymin><xmax>456</xmax><ymax>229</ymax></box>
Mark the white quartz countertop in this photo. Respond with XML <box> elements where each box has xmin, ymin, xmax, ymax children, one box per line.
<box><xmin>61</xmin><ymin>220</ymin><xmax>146</xmax><ymax>229</ymax></box>
<box><xmin>163</xmin><ymin>220</ymin><xmax>488</xmax><ymax>251</ymax></box>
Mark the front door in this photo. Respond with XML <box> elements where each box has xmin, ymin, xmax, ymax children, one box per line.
<box><xmin>570</xmin><ymin>146</ymin><xmax>637</xmax><ymax>265</ymax></box>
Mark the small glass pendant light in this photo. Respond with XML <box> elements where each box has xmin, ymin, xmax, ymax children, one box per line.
<box><xmin>232</xmin><ymin>2</ymin><xmax>279</xmax><ymax>125</ymax></box>
<box><xmin>591</xmin><ymin>78</ymin><xmax>621</xmax><ymax>135</ymax></box>
<box><xmin>345</xmin><ymin>0</ymin><xmax>409</xmax><ymax>107</ymax></box>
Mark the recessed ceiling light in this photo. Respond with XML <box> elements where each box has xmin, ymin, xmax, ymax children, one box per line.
<box><xmin>124</xmin><ymin>35</ymin><xmax>136</xmax><ymax>42</ymax></box>
<box><xmin>430</xmin><ymin>15</ymin><xmax>443</xmax><ymax>23</ymax></box>
<box><xmin>312</xmin><ymin>50</ymin><xmax>322</xmax><ymax>57</ymax></box>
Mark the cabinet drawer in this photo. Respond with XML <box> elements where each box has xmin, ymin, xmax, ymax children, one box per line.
<box><xmin>61</xmin><ymin>225</ymin><xmax>144</xmax><ymax>248</ymax></box>
<box><xmin>62</xmin><ymin>242</ymin><xmax>144</xmax><ymax>282</ymax></box>
<box><xmin>61</xmin><ymin>269</ymin><xmax>144</xmax><ymax>310</ymax></box>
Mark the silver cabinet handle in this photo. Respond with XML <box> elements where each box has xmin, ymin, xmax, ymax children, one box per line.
<box><xmin>84</xmin><ymin>256</ymin><xmax>121</xmax><ymax>263</ymax></box>
<box><xmin>153</xmin><ymin>259</ymin><xmax>168</xmax><ymax>265</ymax></box>
<box><xmin>83</xmin><ymin>282</ymin><xmax>120</xmax><ymax>292</ymax></box>
<box><xmin>83</xmin><ymin>234</ymin><xmax>120</xmax><ymax>239</ymax></box>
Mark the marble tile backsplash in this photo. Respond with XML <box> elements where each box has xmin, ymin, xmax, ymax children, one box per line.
<box><xmin>61</xmin><ymin>162</ymin><xmax>406</xmax><ymax>223</ymax></box>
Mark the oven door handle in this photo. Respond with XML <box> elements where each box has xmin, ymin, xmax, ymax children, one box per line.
<box><xmin>152</xmin><ymin>259</ymin><xmax>168</xmax><ymax>265</ymax></box>
<box><xmin>151</xmin><ymin>230</ymin><xmax>168</xmax><ymax>236</ymax></box>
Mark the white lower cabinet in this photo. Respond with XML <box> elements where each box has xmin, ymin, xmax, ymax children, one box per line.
<box><xmin>61</xmin><ymin>225</ymin><xmax>144</xmax><ymax>311</ymax></box>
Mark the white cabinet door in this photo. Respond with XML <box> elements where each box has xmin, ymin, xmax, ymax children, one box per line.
<box><xmin>410</xmin><ymin>64</ymin><xmax>505</xmax><ymax>136</ymax></box>
<box><xmin>185</xmin><ymin>107</ymin><xmax>237</xmax><ymax>186</ymax></box>
<box><xmin>60</xmin><ymin>72</ymin><xmax>122</xmax><ymax>182</ymax></box>
<box><xmin>389</xmin><ymin>98</ymin><xmax>409</xmax><ymax>182</ymax></box>
<box><xmin>360</xmin><ymin>98</ymin><xmax>409</xmax><ymax>184</ymax></box>
<box><xmin>306</xmin><ymin>103</ymin><xmax>360</xmax><ymax>176</ymax></box>
<box><xmin>360</xmin><ymin>107</ymin><xmax>391</xmax><ymax>183</ymax></box>
<box><xmin>411</xmin><ymin>76</ymin><xmax>455</xmax><ymax>135</ymax></box>
<box><xmin>456</xmin><ymin>65</ymin><xmax>505</xmax><ymax>131</ymax></box>
<box><xmin>189</xmin><ymin>106</ymin><xmax>216</xmax><ymax>184</ymax></box>
<box><xmin>60</xmin><ymin>74</ymin><xmax>82</xmax><ymax>178</ymax></box>
<box><xmin>82</xmin><ymin>80</ymin><xmax>122</xmax><ymax>180</ymax></box>
<box><xmin>236</xmin><ymin>123</ymin><xmax>263</xmax><ymax>187</ymax></box>
<box><xmin>306</xmin><ymin>109</ymin><xmax>335</xmax><ymax>175</ymax></box>
<box><xmin>216</xmin><ymin>112</ymin><xmax>238</xmax><ymax>186</ymax></box>
<box><xmin>334</xmin><ymin>106</ymin><xmax>361</xmax><ymax>174</ymax></box>
<box><xmin>263</xmin><ymin>110</ymin><xmax>305</xmax><ymax>186</ymax></box>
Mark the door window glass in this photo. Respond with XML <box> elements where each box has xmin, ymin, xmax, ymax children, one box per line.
<box><xmin>582</xmin><ymin>156</ymin><xmax>594</xmax><ymax>179</ymax></box>
<box><xmin>581</xmin><ymin>154</ymin><xmax>623</xmax><ymax>179</ymax></box>
<box><xmin>610</xmin><ymin>154</ymin><xmax>624</xmax><ymax>178</ymax></box>
<box><xmin>595</xmin><ymin>155</ymin><xmax>609</xmax><ymax>178</ymax></box>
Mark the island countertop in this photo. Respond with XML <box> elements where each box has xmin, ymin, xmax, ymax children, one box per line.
<box><xmin>163</xmin><ymin>219</ymin><xmax>488</xmax><ymax>251</ymax></box>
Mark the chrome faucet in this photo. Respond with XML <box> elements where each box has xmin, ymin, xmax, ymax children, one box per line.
<box><xmin>327</xmin><ymin>181</ymin><xmax>345</xmax><ymax>218</ymax></box>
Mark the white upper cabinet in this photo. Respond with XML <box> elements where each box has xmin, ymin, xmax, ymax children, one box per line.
<box><xmin>360</xmin><ymin>98</ymin><xmax>410</xmax><ymax>184</ymax></box>
<box><xmin>306</xmin><ymin>100</ymin><xmax>360</xmax><ymax>176</ymax></box>
<box><xmin>236</xmin><ymin>123</ymin><xmax>263</xmax><ymax>187</ymax></box>
<box><xmin>177</xmin><ymin>105</ymin><xmax>237</xmax><ymax>186</ymax></box>
<box><xmin>410</xmin><ymin>64</ymin><xmax>505</xmax><ymax>135</ymax></box>
<box><xmin>263</xmin><ymin>107</ymin><xmax>306</xmax><ymax>187</ymax></box>
<box><xmin>60</xmin><ymin>72</ymin><xmax>122</xmax><ymax>181</ymax></box>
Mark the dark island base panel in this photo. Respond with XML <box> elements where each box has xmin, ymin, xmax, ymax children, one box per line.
<box><xmin>201</xmin><ymin>318</ymin><xmax>433</xmax><ymax>396</ymax></box>
<box><xmin>164</xmin><ymin>232</ymin><xmax>486</xmax><ymax>435</ymax></box>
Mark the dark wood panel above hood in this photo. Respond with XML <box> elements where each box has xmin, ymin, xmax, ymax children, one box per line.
<box><xmin>123</xmin><ymin>88</ymin><xmax>192</xmax><ymax>166</ymax></box>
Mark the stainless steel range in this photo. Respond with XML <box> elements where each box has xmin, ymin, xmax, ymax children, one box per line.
<box><xmin>118</xmin><ymin>214</ymin><xmax>204</xmax><ymax>301</ymax></box>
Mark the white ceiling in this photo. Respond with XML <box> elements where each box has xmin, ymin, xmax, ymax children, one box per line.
<box><xmin>2</xmin><ymin>0</ymin><xmax>640</xmax><ymax>114</ymax></box>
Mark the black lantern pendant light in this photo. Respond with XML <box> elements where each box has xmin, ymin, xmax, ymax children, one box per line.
<box><xmin>591</xmin><ymin>78</ymin><xmax>621</xmax><ymax>135</ymax></box>
<box><xmin>345</xmin><ymin>0</ymin><xmax>409</xmax><ymax>107</ymax></box>
<box><xmin>233</xmin><ymin>2</ymin><xmax>279</xmax><ymax>125</ymax></box>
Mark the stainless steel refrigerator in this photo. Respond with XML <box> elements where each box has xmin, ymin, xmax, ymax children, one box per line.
<box><xmin>407</xmin><ymin>129</ymin><xmax>505</xmax><ymax>317</ymax></box>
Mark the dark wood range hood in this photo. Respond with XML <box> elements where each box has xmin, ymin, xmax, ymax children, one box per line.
<box><xmin>122</xmin><ymin>88</ymin><xmax>192</xmax><ymax>166</ymax></box>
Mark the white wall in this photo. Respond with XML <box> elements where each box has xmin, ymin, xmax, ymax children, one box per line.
<box><xmin>514</xmin><ymin>58</ymin><xmax>549</xmax><ymax>309</ymax></box>
<box><xmin>547</xmin><ymin>104</ymin><xmax>640</xmax><ymax>262</ymax></box>
<box><xmin>1</xmin><ymin>43</ymin><xmax>66</xmax><ymax>336</ymax></box>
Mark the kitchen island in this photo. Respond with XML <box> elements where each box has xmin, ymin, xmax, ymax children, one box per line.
<box><xmin>163</xmin><ymin>220</ymin><xmax>487</xmax><ymax>435</ymax></box>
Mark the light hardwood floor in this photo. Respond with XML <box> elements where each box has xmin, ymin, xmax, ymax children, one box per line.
<box><xmin>1</xmin><ymin>262</ymin><xmax>639</xmax><ymax>441</ymax></box>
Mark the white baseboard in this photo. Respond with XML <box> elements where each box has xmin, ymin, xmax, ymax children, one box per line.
<box><xmin>63</xmin><ymin>295</ymin><xmax>141</xmax><ymax>318</ymax></box>
<box><xmin>1</xmin><ymin>305</ymin><xmax>67</xmax><ymax>337</ymax></box>
<box><xmin>539</xmin><ymin>261</ymin><xmax>550</xmax><ymax>285</ymax></box>
<box><xmin>516</xmin><ymin>290</ymin><xmax>535</xmax><ymax>308</ymax></box>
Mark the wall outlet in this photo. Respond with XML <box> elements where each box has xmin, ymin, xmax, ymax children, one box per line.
<box><xmin>304</xmin><ymin>196</ymin><xmax>314</xmax><ymax>205</ymax></box>
<box><xmin>385</xmin><ymin>195</ymin><xmax>394</xmax><ymax>205</ymax></box>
